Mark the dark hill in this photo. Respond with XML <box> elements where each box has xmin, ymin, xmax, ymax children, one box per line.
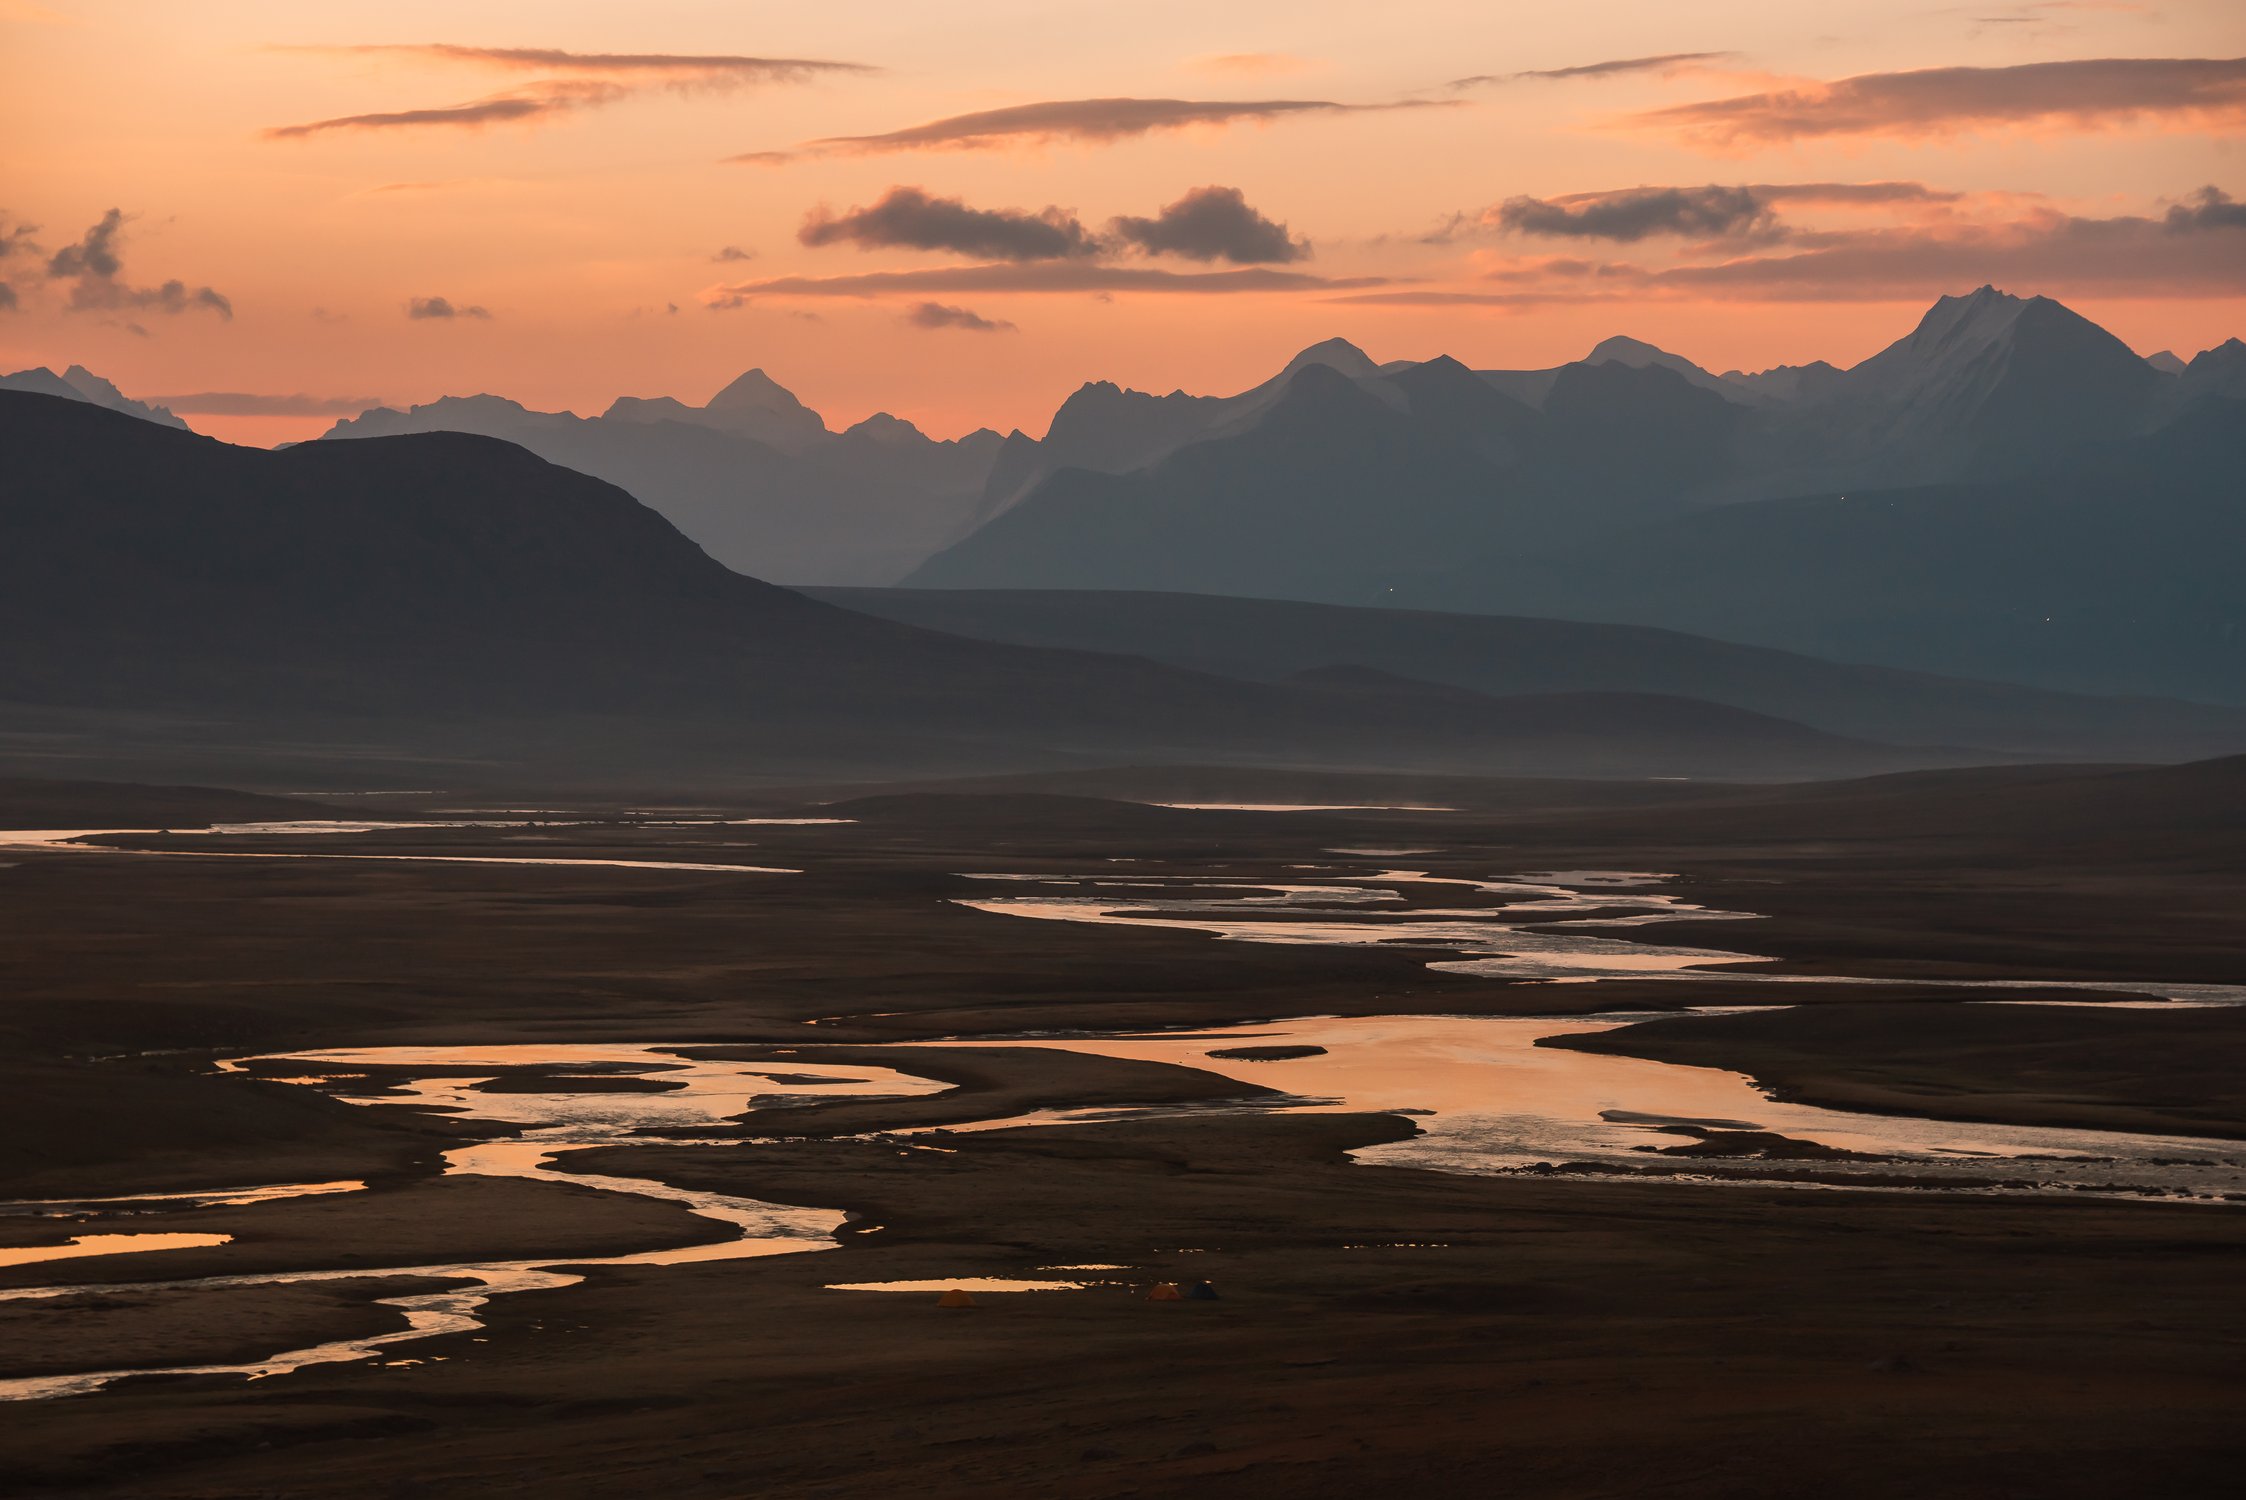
<box><xmin>807</xmin><ymin>588</ymin><xmax>2246</xmax><ymax>762</ymax></box>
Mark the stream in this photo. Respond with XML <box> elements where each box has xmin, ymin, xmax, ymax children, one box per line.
<box><xmin>1</xmin><ymin>860</ymin><xmax>2238</xmax><ymax>1403</ymax></box>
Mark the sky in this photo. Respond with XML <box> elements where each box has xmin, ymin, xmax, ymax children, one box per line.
<box><xmin>2</xmin><ymin>0</ymin><xmax>2242</xmax><ymax>444</ymax></box>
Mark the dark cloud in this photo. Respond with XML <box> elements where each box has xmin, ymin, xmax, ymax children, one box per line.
<box><xmin>1636</xmin><ymin>56</ymin><xmax>2246</xmax><ymax>145</ymax></box>
<box><xmin>713</xmin><ymin>245</ymin><xmax>757</xmax><ymax>262</ymax></box>
<box><xmin>1449</xmin><ymin>51</ymin><xmax>1737</xmax><ymax>88</ymax></box>
<box><xmin>733</xmin><ymin>96</ymin><xmax>1452</xmax><ymax>163</ymax></box>
<box><xmin>149</xmin><ymin>392</ymin><xmax>382</xmax><ymax>416</ymax></box>
<box><xmin>296</xmin><ymin>44</ymin><xmax>874</xmax><ymax>84</ymax></box>
<box><xmin>0</xmin><ymin>284</ymin><xmax>16</xmax><ymax>311</ymax></box>
<box><xmin>1435</xmin><ymin>181</ymin><xmax>1960</xmax><ymax>246</ymax></box>
<box><xmin>1110</xmin><ymin>185</ymin><xmax>1307</xmax><ymax>263</ymax></box>
<box><xmin>407</xmin><ymin>295</ymin><xmax>490</xmax><ymax>319</ymax></box>
<box><xmin>2164</xmin><ymin>185</ymin><xmax>2246</xmax><ymax>231</ymax></box>
<box><xmin>265</xmin><ymin>80</ymin><xmax>624</xmax><ymax>138</ymax></box>
<box><xmin>45</xmin><ymin>209</ymin><xmax>231</xmax><ymax>319</ymax></box>
<box><xmin>905</xmin><ymin>301</ymin><xmax>1015</xmax><ymax>332</ymax></box>
<box><xmin>707</xmin><ymin>261</ymin><xmax>1387</xmax><ymax>305</ymax></box>
<box><xmin>1494</xmin><ymin>185</ymin><xmax>1776</xmax><ymax>242</ymax></box>
<box><xmin>800</xmin><ymin>186</ymin><xmax>1103</xmax><ymax>261</ymax></box>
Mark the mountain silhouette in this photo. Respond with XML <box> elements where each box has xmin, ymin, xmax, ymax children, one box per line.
<box><xmin>4</xmin><ymin>389</ymin><xmax>1961</xmax><ymax>785</ymax></box>
<box><xmin>323</xmin><ymin>378</ymin><xmax>1002</xmax><ymax>585</ymax></box>
<box><xmin>0</xmin><ymin>364</ymin><xmax>189</xmax><ymax>429</ymax></box>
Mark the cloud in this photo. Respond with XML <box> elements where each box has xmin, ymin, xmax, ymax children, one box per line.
<box><xmin>713</xmin><ymin>245</ymin><xmax>757</xmax><ymax>262</ymax></box>
<box><xmin>1635</xmin><ymin>56</ymin><xmax>2246</xmax><ymax>146</ymax></box>
<box><xmin>1188</xmin><ymin>53</ymin><xmax>1314</xmax><ymax>77</ymax></box>
<box><xmin>1494</xmin><ymin>185</ymin><xmax>1776</xmax><ymax>242</ymax></box>
<box><xmin>45</xmin><ymin>209</ymin><xmax>231</xmax><ymax>319</ymax></box>
<box><xmin>0</xmin><ymin>283</ymin><xmax>15</xmax><ymax>310</ymax></box>
<box><xmin>733</xmin><ymin>96</ymin><xmax>1452</xmax><ymax>162</ymax></box>
<box><xmin>265</xmin><ymin>79</ymin><xmax>625</xmax><ymax>138</ymax></box>
<box><xmin>1109</xmin><ymin>184</ymin><xmax>1308</xmax><ymax>263</ymax></box>
<box><xmin>1339</xmin><ymin>203</ymin><xmax>2246</xmax><ymax>306</ymax></box>
<box><xmin>800</xmin><ymin>186</ymin><xmax>1103</xmax><ymax>261</ymax></box>
<box><xmin>148</xmin><ymin>392</ymin><xmax>382</xmax><ymax>416</ymax></box>
<box><xmin>2165</xmin><ymin>185</ymin><xmax>2246</xmax><ymax>231</ymax></box>
<box><xmin>0</xmin><ymin>214</ymin><xmax>36</xmax><ymax>258</ymax></box>
<box><xmin>406</xmin><ymin>295</ymin><xmax>490</xmax><ymax>319</ymax></box>
<box><xmin>905</xmin><ymin>301</ymin><xmax>1015</xmax><ymax>332</ymax></box>
<box><xmin>1474</xmin><ymin>181</ymin><xmax>1965</xmax><ymax>245</ymax></box>
<box><xmin>1449</xmin><ymin>52</ymin><xmax>1737</xmax><ymax>89</ymax></box>
<box><xmin>290</xmin><ymin>44</ymin><xmax>874</xmax><ymax>85</ymax></box>
<box><xmin>707</xmin><ymin>262</ymin><xmax>1388</xmax><ymax>305</ymax></box>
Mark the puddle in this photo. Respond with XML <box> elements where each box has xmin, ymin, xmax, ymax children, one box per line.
<box><xmin>0</xmin><ymin>1233</ymin><xmax>232</xmax><ymax>1270</ymax></box>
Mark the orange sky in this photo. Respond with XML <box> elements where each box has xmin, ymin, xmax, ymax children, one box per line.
<box><xmin>2</xmin><ymin>0</ymin><xmax>2242</xmax><ymax>444</ymax></box>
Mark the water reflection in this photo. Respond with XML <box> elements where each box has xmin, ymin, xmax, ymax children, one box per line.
<box><xmin>919</xmin><ymin>1015</ymin><xmax>2246</xmax><ymax>1198</ymax></box>
<box><xmin>0</xmin><ymin>1046</ymin><xmax>951</xmax><ymax>1403</ymax></box>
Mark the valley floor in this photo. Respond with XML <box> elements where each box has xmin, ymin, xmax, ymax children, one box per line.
<box><xmin>0</xmin><ymin>781</ymin><xmax>2240</xmax><ymax>1496</ymax></box>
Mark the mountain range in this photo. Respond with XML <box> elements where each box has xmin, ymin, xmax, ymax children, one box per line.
<box><xmin>7</xmin><ymin>389</ymin><xmax>1994</xmax><ymax>788</ymax></box>
<box><xmin>21</xmin><ymin>286</ymin><xmax>2243</xmax><ymax>710</ymax></box>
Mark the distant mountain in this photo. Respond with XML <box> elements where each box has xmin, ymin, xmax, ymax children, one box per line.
<box><xmin>3</xmin><ymin>390</ymin><xmax>1954</xmax><ymax>785</ymax></box>
<box><xmin>2146</xmin><ymin>350</ymin><xmax>2189</xmax><ymax>376</ymax></box>
<box><xmin>602</xmin><ymin>368</ymin><xmax>829</xmax><ymax>452</ymax></box>
<box><xmin>0</xmin><ymin>364</ymin><xmax>189</xmax><ymax>430</ymax></box>
<box><xmin>1805</xmin><ymin>285</ymin><xmax>2162</xmax><ymax>482</ymax></box>
<box><xmin>1412</xmin><ymin>399</ymin><xmax>2246</xmax><ymax>704</ymax></box>
<box><xmin>2176</xmin><ymin>339</ymin><xmax>2246</xmax><ymax>402</ymax></box>
<box><xmin>978</xmin><ymin>335</ymin><xmax>1385</xmax><ymax>511</ymax></box>
<box><xmin>900</xmin><ymin>287</ymin><xmax>2239</xmax><ymax>704</ymax></box>
<box><xmin>808</xmin><ymin>587</ymin><xmax>2246</xmax><ymax>762</ymax></box>
<box><xmin>908</xmin><ymin>362</ymin><xmax>1523</xmax><ymax>598</ymax></box>
<box><xmin>908</xmin><ymin>348</ymin><xmax>1746</xmax><ymax>594</ymax></box>
<box><xmin>322</xmin><ymin>377</ymin><xmax>1003</xmax><ymax>585</ymax></box>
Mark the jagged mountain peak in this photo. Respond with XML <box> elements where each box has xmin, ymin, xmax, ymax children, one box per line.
<box><xmin>705</xmin><ymin>367</ymin><xmax>808</xmax><ymax>413</ymax></box>
<box><xmin>843</xmin><ymin>411</ymin><xmax>926</xmax><ymax>447</ymax></box>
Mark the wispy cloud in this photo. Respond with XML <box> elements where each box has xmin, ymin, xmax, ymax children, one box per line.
<box><xmin>707</xmin><ymin>262</ymin><xmax>1387</xmax><ymax>305</ymax></box>
<box><xmin>732</xmin><ymin>96</ymin><xmax>1453</xmax><ymax>163</ymax></box>
<box><xmin>800</xmin><ymin>186</ymin><xmax>1103</xmax><ymax>261</ymax></box>
<box><xmin>1110</xmin><ymin>185</ymin><xmax>1308</xmax><ymax>263</ymax></box>
<box><xmin>149</xmin><ymin>391</ymin><xmax>381</xmax><ymax>416</ymax></box>
<box><xmin>45</xmin><ymin>209</ymin><xmax>231</xmax><ymax>319</ymax></box>
<box><xmin>266</xmin><ymin>79</ymin><xmax>624</xmax><ymax>138</ymax></box>
<box><xmin>1449</xmin><ymin>52</ymin><xmax>1737</xmax><ymax>89</ymax></box>
<box><xmin>713</xmin><ymin>245</ymin><xmax>757</xmax><ymax>262</ymax></box>
<box><xmin>905</xmin><ymin>301</ymin><xmax>1015</xmax><ymax>332</ymax></box>
<box><xmin>285</xmin><ymin>44</ymin><xmax>875</xmax><ymax>84</ymax></box>
<box><xmin>267</xmin><ymin>44</ymin><xmax>870</xmax><ymax>138</ymax></box>
<box><xmin>1635</xmin><ymin>56</ymin><xmax>2246</xmax><ymax>147</ymax></box>
<box><xmin>406</xmin><ymin>295</ymin><xmax>489</xmax><ymax>319</ymax></box>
